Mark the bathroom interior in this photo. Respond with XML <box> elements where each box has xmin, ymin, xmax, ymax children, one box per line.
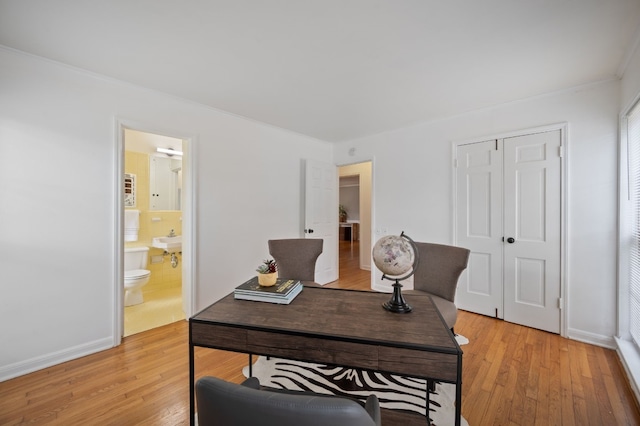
<box><xmin>123</xmin><ymin>129</ymin><xmax>185</xmax><ymax>337</ymax></box>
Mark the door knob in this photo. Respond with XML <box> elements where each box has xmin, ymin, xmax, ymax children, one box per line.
<box><xmin>507</xmin><ymin>237</ymin><xmax>515</xmax><ymax>244</ymax></box>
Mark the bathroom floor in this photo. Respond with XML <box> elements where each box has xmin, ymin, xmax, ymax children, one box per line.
<box><xmin>124</xmin><ymin>286</ymin><xmax>185</xmax><ymax>337</ymax></box>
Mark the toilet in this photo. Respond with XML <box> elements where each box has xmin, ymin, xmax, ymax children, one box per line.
<box><xmin>124</xmin><ymin>246</ymin><xmax>151</xmax><ymax>306</ymax></box>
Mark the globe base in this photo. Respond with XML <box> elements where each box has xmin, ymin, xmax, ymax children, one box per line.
<box><xmin>382</xmin><ymin>281</ymin><xmax>412</xmax><ymax>313</ymax></box>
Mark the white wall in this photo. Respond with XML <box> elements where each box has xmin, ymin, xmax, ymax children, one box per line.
<box><xmin>339</xmin><ymin>186</ymin><xmax>360</xmax><ymax>220</ymax></box>
<box><xmin>334</xmin><ymin>80</ymin><xmax>620</xmax><ymax>347</ymax></box>
<box><xmin>622</xmin><ymin>40</ymin><xmax>640</xmax><ymax>111</ymax></box>
<box><xmin>0</xmin><ymin>48</ymin><xmax>331</xmax><ymax>380</ymax></box>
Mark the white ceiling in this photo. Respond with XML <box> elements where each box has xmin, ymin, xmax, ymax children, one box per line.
<box><xmin>1</xmin><ymin>1</ymin><xmax>640</xmax><ymax>142</ymax></box>
<box><xmin>124</xmin><ymin>128</ymin><xmax>183</xmax><ymax>156</ymax></box>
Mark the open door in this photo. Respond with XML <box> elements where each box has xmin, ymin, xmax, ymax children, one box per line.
<box><xmin>305</xmin><ymin>159</ymin><xmax>338</xmax><ymax>284</ymax></box>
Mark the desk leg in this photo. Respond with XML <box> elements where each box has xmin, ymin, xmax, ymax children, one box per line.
<box><xmin>189</xmin><ymin>336</ymin><xmax>195</xmax><ymax>426</ymax></box>
<box><xmin>426</xmin><ymin>379</ymin><xmax>432</xmax><ymax>424</ymax></box>
<box><xmin>455</xmin><ymin>355</ymin><xmax>462</xmax><ymax>426</ymax></box>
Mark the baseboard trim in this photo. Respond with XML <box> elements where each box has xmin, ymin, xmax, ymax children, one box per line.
<box><xmin>566</xmin><ymin>328</ymin><xmax>616</xmax><ymax>349</ymax></box>
<box><xmin>615</xmin><ymin>337</ymin><xmax>640</xmax><ymax>406</ymax></box>
<box><xmin>371</xmin><ymin>282</ymin><xmax>391</xmax><ymax>293</ymax></box>
<box><xmin>0</xmin><ymin>337</ymin><xmax>114</xmax><ymax>382</ymax></box>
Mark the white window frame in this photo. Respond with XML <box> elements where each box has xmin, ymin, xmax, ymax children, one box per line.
<box><xmin>617</xmin><ymin>95</ymin><xmax>640</xmax><ymax>403</ymax></box>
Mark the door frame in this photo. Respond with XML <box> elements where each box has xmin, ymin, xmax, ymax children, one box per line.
<box><xmin>451</xmin><ymin>122</ymin><xmax>568</xmax><ymax>337</ymax></box>
<box><xmin>113</xmin><ymin>118</ymin><xmax>198</xmax><ymax>344</ymax></box>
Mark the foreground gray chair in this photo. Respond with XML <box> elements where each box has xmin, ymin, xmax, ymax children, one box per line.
<box><xmin>268</xmin><ymin>238</ymin><xmax>323</xmax><ymax>281</ymax></box>
<box><xmin>406</xmin><ymin>242</ymin><xmax>470</xmax><ymax>331</ymax></box>
<box><xmin>196</xmin><ymin>376</ymin><xmax>381</xmax><ymax>426</ymax></box>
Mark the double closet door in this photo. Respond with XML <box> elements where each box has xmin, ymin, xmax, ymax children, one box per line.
<box><xmin>454</xmin><ymin>129</ymin><xmax>562</xmax><ymax>334</ymax></box>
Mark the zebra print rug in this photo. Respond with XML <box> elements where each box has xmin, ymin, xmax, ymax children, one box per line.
<box><xmin>242</xmin><ymin>335</ymin><xmax>469</xmax><ymax>426</ymax></box>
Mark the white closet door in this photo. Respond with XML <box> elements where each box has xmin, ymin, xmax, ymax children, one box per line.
<box><xmin>503</xmin><ymin>131</ymin><xmax>561</xmax><ymax>333</ymax></box>
<box><xmin>454</xmin><ymin>129</ymin><xmax>562</xmax><ymax>333</ymax></box>
<box><xmin>455</xmin><ymin>139</ymin><xmax>504</xmax><ymax>318</ymax></box>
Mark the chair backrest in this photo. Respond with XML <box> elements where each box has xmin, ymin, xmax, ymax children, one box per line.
<box><xmin>268</xmin><ymin>238</ymin><xmax>323</xmax><ymax>281</ymax></box>
<box><xmin>413</xmin><ymin>242</ymin><xmax>470</xmax><ymax>302</ymax></box>
<box><xmin>196</xmin><ymin>376</ymin><xmax>379</xmax><ymax>426</ymax></box>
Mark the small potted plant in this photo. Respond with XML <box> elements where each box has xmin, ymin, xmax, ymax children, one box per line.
<box><xmin>256</xmin><ymin>259</ymin><xmax>278</xmax><ymax>286</ymax></box>
<box><xmin>339</xmin><ymin>204</ymin><xmax>347</xmax><ymax>223</ymax></box>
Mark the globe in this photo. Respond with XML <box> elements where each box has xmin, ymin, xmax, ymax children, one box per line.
<box><xmin>372</xmin><ymin>235</ymin><xmax>415</xmax><ymax>278</ymax></box>
<box><xmin>372</xmin><ymin>232</ymin><xmax>419</xmax><ymax>313</ymax></box>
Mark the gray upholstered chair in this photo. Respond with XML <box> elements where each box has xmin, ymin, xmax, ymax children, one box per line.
<box><xmin>196</xmin><ymin>376</ymin><xmax>381</xmax><ymax>426</ymax></box>
<box><xmin>268</xmin><ymin>238</ymin><xmax>323</xmax><ymax>281</ymax></box>
<box><xmin>406</xmin><ymin>242</ymin><xmax>470</xmax><ymax>331</ymax></box>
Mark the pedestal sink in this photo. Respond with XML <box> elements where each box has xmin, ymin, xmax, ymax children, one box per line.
<box><xmin>151</xmin><ymin>235</ymin><xmax>182</xmax><ymax>252</ymax></box>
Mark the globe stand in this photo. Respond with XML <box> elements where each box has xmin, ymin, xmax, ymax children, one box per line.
<box><xmin>382</xmin><ymin>279</ymin><xmax>412</xmax><ymax>313</ymax></box>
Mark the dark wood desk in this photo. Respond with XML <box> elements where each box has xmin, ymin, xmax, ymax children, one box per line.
<box><xmin>189</xmin><ymin>286</ymin><xmax>462</xmax><ymax>425</ymax></box>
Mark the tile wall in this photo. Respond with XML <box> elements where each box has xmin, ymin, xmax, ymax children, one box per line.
<box><xmin>124</xmin><ymin>150</ymin><xmax>182</xmax><ymax>295</ymax></box>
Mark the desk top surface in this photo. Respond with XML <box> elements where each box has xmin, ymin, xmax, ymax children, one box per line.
<box><xmin>191</xmin><ymin>286</ymin><xmax>460</xmax><ymax>355</ymax></box>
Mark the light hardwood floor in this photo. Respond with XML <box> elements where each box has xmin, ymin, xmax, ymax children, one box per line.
<box><xmin>1</xmin><ymin>240</ymin><xmax>639</xmax><ymax>425</ymax></box>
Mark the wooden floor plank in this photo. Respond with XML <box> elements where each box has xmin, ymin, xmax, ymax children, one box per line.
<box><xmin>547</xmin><ymin>334</ymin><xmax>562</xmax><ymax>426</ymax></box>
<box><xmin>533</xmin><ymin>366</ymin><xmax>550</xmax><ymax>426</ymax></box>
<box><xmin>481</xmin><ymin>384</ymin><xmax>504</xmax><ymax>425</ymax></box>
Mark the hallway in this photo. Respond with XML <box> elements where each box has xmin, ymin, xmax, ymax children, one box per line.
<box><xmin>325</xmin><ymin>239</ymin><xmax>370</xmax><ymax>290</ymax></box>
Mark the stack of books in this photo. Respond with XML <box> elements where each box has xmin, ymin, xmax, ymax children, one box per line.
<box><xmin>234</xmin><ymin>276</ymin><xmax>303</xmax><ymax>304</ymax></box>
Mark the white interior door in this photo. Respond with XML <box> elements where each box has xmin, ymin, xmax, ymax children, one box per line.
<box><xmin>503</xmin><ymin>131</ymin><xmax>561</xmax><ymax>333</ymax></box>
<box><xmin>305</xmin><ymin>159</ymin><xmax>338</xmax><ymax>284</ymax></box>
<box><xmin>455</xmin><ymin>129</ymin><xmax>562</xmax><ymax>333</ymax></box>
<box><xmin>455</xmin><ymin>139</ymin><xmax>504</xmax><ymax>318</ymax></box>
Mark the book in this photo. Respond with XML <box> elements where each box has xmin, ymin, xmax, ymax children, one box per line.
<box><xmin>234</xmin><ymin>276</ymin><xmax>303</xmax><ymax>304</ymax></box>
<box><xmin>234</xmin><ymin>283</ymin><xmax>303</xmax><ymax>304</ymax></box>
<box><xmin>234</xmin><ymin>276</ymin><xmax>301</xmax><ymax>297</ymax></box>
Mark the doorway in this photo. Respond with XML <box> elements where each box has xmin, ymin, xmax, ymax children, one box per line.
<box><xmin>115</xmin><ymin>120</ymin><xmax>195</xmax><ymax>342</ymax></box>
<box><xmin>453</xmin><ymin>127</ymin><xmax>565</xmax><ymax>334</ymax></box>
<box><xmin>123</xmin><ymin>129</ymin><xmax>184</xmax><ymax>336</ymax></box>
<box><xmin>338</xmin><ymin>162</ymin><xmax>373</xmax><ymax>283</ymax></box>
